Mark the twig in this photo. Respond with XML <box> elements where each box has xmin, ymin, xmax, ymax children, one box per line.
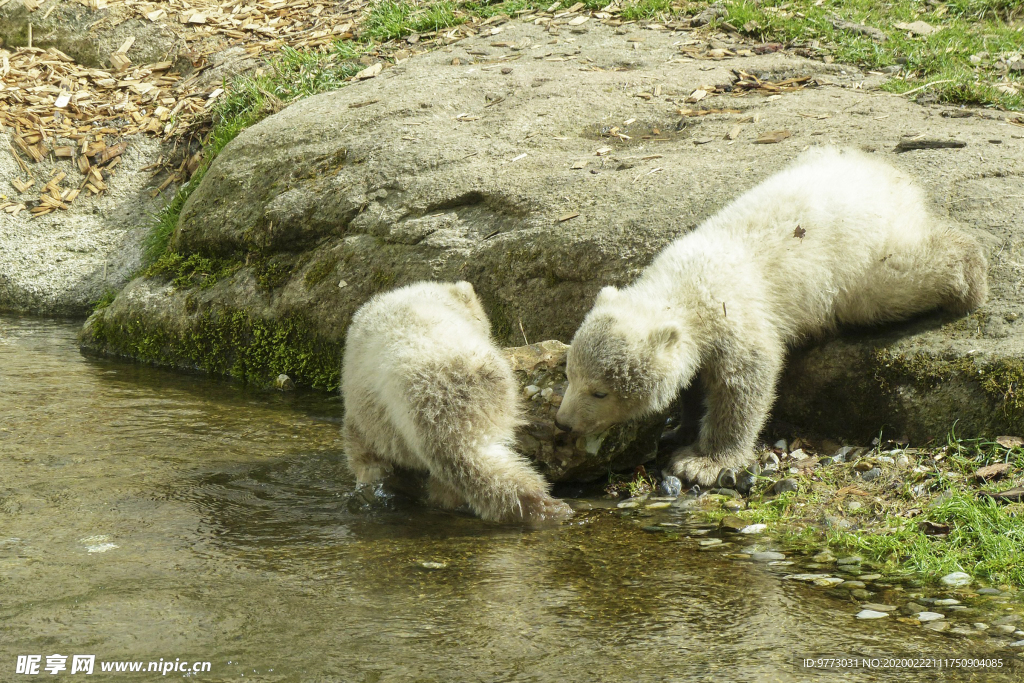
<box><xmin>519</xmin><ymin>319</ymin><xmax>529</xmax><ymax>346</ymax></box>
<box><xmin>892</xmin><ymin>79</ymin><xmax>956</xmax><ymax>97</ymax></box>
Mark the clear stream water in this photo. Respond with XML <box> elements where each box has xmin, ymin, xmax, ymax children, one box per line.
<box><xmin>1</xmin><ymin>316</ymin><xmax>1020</xmax><ymax>682</ymax></box>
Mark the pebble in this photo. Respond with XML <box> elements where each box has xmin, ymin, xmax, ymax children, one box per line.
<box><xmin>768</xmin><ymin>560</ymin><xmax>795</xmax><ymax>567</ymax></box>
<box><xmin>617</xmin><ymin>499</ymin><xmax>640</xmax><ymax>509</ymax></box>
<box><xmin>940</xmin><ymin>572</ymin><xmax>972</xmax><ymax>588</ymax></box>
<box><xmin>824</xmin><ymin>515</ymin><xmax>852</xmax><ymax>529</ymax></box>
<box><xmin>645</xmin><ymin>501</ymin><xmax>672</xmax><ymax>510</ymax></box>
<box><xmin>770</xmin><ymin>478</ymin><xmax>798</xmax><ymax>495</ymax></box>
<box><xmin>751</xmin><ymin>551</ymin><xmax>786</xmax><ymax>561</ymax></box>
<box><xmin>973</xmin><ymin>623</ymin><xmax>990</xmax><ymax>631</ymax></box>
<box><xmin>524</xmin><ymin>385</ymin><xmax>541</xmax><ymax>398</ymax></box>
<box><xmin>851</xmin><ymin>589</ymin><xmax>873</xmax><ymax>600</ymax></box>
<box><xmin>862</xmin><ymin>603</ymin><xmax>897</xmax><ymax>612</ymax></box>
<box><xmin>642</xmin><ymin>525</ymin><xmax>667</xmax><ymax>533</ymax></box>
<box><xmin>992</xmin><ymin>615</ymin><xmax>1020</xmax><ymax>626</ymax></box>
<box><xmin>843</xmin><ymin>581</ymin><xmax>866</xmax><ymax>589</ymax></box>
<box><xmin>860</xmin><ymin>467</ymin><xmax>882</xmax><ymax>482</ymax></box>
<box><xmin>1009</xmin><ymin>640</ymin><xmax>1024</xmax><ymax>648</ymax></box>
<box><xmin>895</xmin><ymin>454</ymin><xmax>911</xmax><ymax>468</ymax></box>
<box><xmin>901</xmin><ymin>602</ymin><xmax>929</xmax><ymax>616</ymax></box>
<box><xmin>845</xmin><ymin>500</ymin><xmax>863</xmax><ymax>511</ymax></box>
<box><xmin>814</xmin><ymin>577</ymin><xmax>845</xmax><ymax>588</ymax></box>
<box><xmin>976</xmin><ymin>588</ymin><xmax>1004</xmax><ymax>596</ymax></box>
<box><xmin>716</xmin><ymin>468</ymin><xmax>737</xmax><ymax>489</ymax></box>
<box><xmin>719</xmin><ymin>515</ymin><xmax>748</xmax><ymax>531</ymax></box>
<box><xmin>859</xmin><ymin>574</ymin><xmax>882</xmax><ymax>581</ymax></box>
<box><xmin>934</xmin><ymin>598</ymin><xmax>961</xmax><ymax>606</ymax></box>
<box><xmin>761</xmin><ymin>452</ymin><xmax>780</xmax><ymax>474</ymax></box>
<box><xmin>923</xmin><ymin>621</ymin><xmax>948</xmax><ymax>632</ymax></box>
<box><xmin>995</xmin><ymin>625</ymin><xmax>1017</xmax><ymax>634</ymax></box>
<box><xmin>857</xmin><ymin>610</ymin><xmax>889</xmax><ymax>620</ymax></box>
<box><xmin>420</xmin><ymin>561</ymin><xmax>447</xmax><ymax>569</ymax></box>
<box><xmin>722</xmin><ymin>499</ymin><xmax>744</xmax><ymax>511</ymax></box>
<box><xmin>812</xmin><ymin>551</ymin><xmax>836</xmax><ymax>562</ymax></box>
<box><xmin>786</xmin><ymin>573</ymin><xmax>833</xmax><ymax>581</ymax></box>
<box><xmin>739</xmin><ymin>523</ymin><xmax>767</xmax><ymax>534</ymax></box>
<box><xmin>876</xmin><ymin>456</ymin><xmax>895</xmax><ymax>465</ymax></box>
<box><xmin>837</xmin><ymin>555</ymin><xmax>863</xmax><ymax>566</ymax></box>
<box><xmin>916</xmin><ymin>612</ymin><xmax>945</xmax><ymax>622</ymax></box>
<box><xmin>705</xmin><ymin>488</ymin><xmax>741</xmax><ymax>499</ymax></box>
<box><xmin>656</xmin><ymin>476</ymin><xmax>682</xmax><ymax>497</ymax></box>
<box><xmin>698</xmin><ymin>538</ymin><xmax>723</xmax><ymax>547</ymax></box>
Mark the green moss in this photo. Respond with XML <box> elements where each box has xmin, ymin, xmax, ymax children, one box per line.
<box><xmin>370</xmin><ymin>267</ymin><xmax>396</xmax><ymax>292</ymax></box>
<box><xmin>87</xmin><ymin>307</ymin><xmax>342</xmax><ymax>391</ymax></box>
<box><xmin>142</xmin><ymin>252</ymin><xmax>243</xmax><ymax>290</ymax></box>
<box><xmin>979</xmin><ymin>358</ymin><xmax>1024</xmax><ymax>419</ymax></box>
<box><xmin>304</xmin><ymin>256</ymin><xmax>339</xmax><ymax>290</ymax></box>
<box><xmin>252</xmin><ymin>256</ymin><xmax>294</xmax><ymax>292</ymax></box>
<box><xmin>90</xmin><ymin>289</ymin><xmax>118</xmax><ymax>312</ymax></box>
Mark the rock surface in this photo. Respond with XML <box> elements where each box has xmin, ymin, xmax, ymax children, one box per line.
<box><xmin>77</xmin><ymin>20</ymin><xmax>1024</xmax><ymax>452</ymax></box>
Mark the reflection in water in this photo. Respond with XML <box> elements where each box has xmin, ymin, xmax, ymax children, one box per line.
<box><xmin>0</xmin><ymin>316</ymin><xmax>1019</xmax><ymax>682</ymax></box>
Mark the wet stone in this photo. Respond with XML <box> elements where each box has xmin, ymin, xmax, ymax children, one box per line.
<box><xmin>973</xmin><ymin>623</ymin><xmax>989</xmax><ymax>630</ymax></box>
<box><xmin>934</xmin><ymin>598</ymin><xmax>961</xmax><ymax>606</ymax></box>
<box><xmin>812</xmin><ymin>551</ymin><xmax>836</xmax><ymax>563</ymax></box>
<box><xmin>837</xmin><ymin>555</ymin><xmax>863</xmax><ymax>566</ymax></box>
<box><xmin>656</xmin><ymin>476</ymin><xmax>682</xmax><ymax>497</ymax></box>
<box><xmin>843</xmin><ymin>581</ymin><xmax>866</xmax><ymax>589</ymax></box>
<box><xmin>814</xmin><ymin>577</ymin><xmax>845</xmax><ymax>588</ymax></box>
<box><xmin>940</xmin><ymin>572</ymin><xmax>972</xmax><ymax>588</ymax></box>
<box><xmin>719</xmin><ymin>515</ymin><xmax>748</xmax><ymax>531</ymax></box>
<box><xmin>851</xmin><ymin>589</ymin><xmax>873</xmax><ymax>600</ymax></box>
<box><xmin>857</xmin><ymin>610</ymin><xmax>889</xmax><ymax>620</ymax></box>
<box><xmin>996</xmin><ymin>624</ymin><xmax>1018</xmax><ymax>634</ymax></box>
<box><xmin>976</xmin><ymin>588</ymin><xmax>1004</xmax><ymax>596</ymax></box>
<box><xmin>859</xmin><ymin>574</ymin><xmax>882</xmax><ymax>581</ymax></box>
<box><xmin>645</xmin><ymin>501</ymin><xmax>672</xmax><ymax>510</ymax></box>
<box><xmin>739</xmin><ymin>523</ymin><xmax>767</xmax><ymax>534</ymax></box>
<box><xmin>992</xmin><ymin>615</ymin><xmax>1021</xmax><ymax>626</ymax></box>
<box><xmin>901</xmin><ymin>602</ymin><xmax>929</xmax><ymax>616</ymax></box>
<box><xmin>916</xmin><ymin>612</ymin><xmax>945</xmax><ymax>622</ymax></box>
<box><xmin>861</xmin><ymin>603</ymin><xmax>897</xmax><ymax>612</ymax></box>
<box><xmin>699</xmin><ymin>538</ymin><xmax>723</xmax><ymax>547</ymax></box>
<box><xmin>722</xmin><ymin>499</ymin><xmax>744</xmax><ymax>511</ymax></box>
<box><xmin>274</xmin><ymin>373</ymin><xmax>295</xmax><ymax>391</ymax></box>
<box><xmin>923</xmin><ymin>621</ymin><xmax>948</xmax><ymax>632</ymax></box>
<box><xmin>751</xmin><ymin>551</ymin><xmax>786</xmax><ymax>561</ymax></box>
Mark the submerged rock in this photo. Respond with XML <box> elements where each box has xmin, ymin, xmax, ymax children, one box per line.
<box><xmin>940</xmin><ymin>572</ymin><xmax>973</xmax><ymax>588</ymax></box>
<box><xmin>856</xmin><ymin>610</ymin><xmax>889</xmax><ymax>620</ymax></box>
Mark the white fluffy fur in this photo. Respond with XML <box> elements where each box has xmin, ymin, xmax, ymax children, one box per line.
<box><xmin>342</xmin><ymin>281</ymin><xmax>572</xmax><ymax>523</ymax></box>
<box><xmin>557</xmin><ymin>147</ymin><xmax>988</xmax><ymax>486</ymax></box>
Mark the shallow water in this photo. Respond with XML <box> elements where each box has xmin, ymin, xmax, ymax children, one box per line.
<box><xmin>1</xmin><ymin>316</ymin><xmax>1020</xmax><ymax>682</ymax></box>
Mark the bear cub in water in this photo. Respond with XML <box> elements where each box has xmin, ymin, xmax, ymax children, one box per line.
<box><xmin>555</xmin><ymin>147</ymin><xmax>988</xmax><ymax>486</ymax></box>
<box><xmin>342</xmin><ymin>281</ymin><xmax>572</xmax><ymax>523</ymax></box>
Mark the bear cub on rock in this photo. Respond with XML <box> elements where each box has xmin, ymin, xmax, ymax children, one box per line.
<box><xmin>555</xmin><ymin>147</ymin><xmax>988</xmax><ymax>487</ymax></box>
<box><xmin>342</xmin><ymin>280</ymin><xmax>573</xmax><ymax>523</ymax></box>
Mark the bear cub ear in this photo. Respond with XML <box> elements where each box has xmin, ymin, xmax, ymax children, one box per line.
<box><xmin>596</xmin><ymin>286</ymin><xmax>619</xmax><ymax>305</ymax></box>
<box><xmin>647</xmin><ymin>323</ymin><xmax>683</xmax><ymax>350</ymax></box>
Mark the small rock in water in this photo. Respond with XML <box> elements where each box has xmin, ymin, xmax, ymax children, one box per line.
<box><xmin>716</xmin><ymin>468</ymin><xmax>737</xmax><ymax>489</ymax></box>
<box><xmin>901</xmin><ymin>602</ymin><xmax>929</xmax><ymax>616</ymax></box>
<box><xmin>861</xmin><ymin>603</ymin><xmax>897</xmax><ymax>612</ymax></box>
<box><xmin>837</xmin><ymin>555</ymin><xmax>863</xmax><ymax>566</ymax></box>
<box><xmin>940</xmin><ymin>572</ymin><xmax>972</xmax><ymax>588</ymax></box>
<box><xmin>706</xmin><ymin>487</ymin><xmax>741</xmax><ymax>499</ymax></box>
<box><xmin>770</xmin><ymin>478</ymin><xmax>798</xmax><ymax>495</ymax></box>
<box><xmin>824</xmin><ymin>515</ymin><xmax>852</xmax><ymax>529</ymax></box>
<box><xmin>812</xmin><ymin>551</ymin><xmax>836</xmax><ymax>563</ymax></box>
<box><xmin>739</xmin><ymin>523</ymin><xmax>767</xmax><ymax>534</ymax></box>
<box><xmin>923</xmin><ymin>622</ymin><xmax>949</xmax><ymax>632</ymax></box>
<box><xmin>751</xmin><ymin>551</ymin><xmax>786</xmax><ymax>561</ymax></box>
<box><xmin>1009</xmin><ymin>640</ymin><xmax>1024</xmax><ymax>648</ymax></box>
<box><xmin>976</xmin><ymin>588</ymin><xmax>1003</xmax><ymax>596</ymax></box>
<box><xmin>843</xmin><ymin>581</ymin><xmax>866</xmax><ymax>589</ymax></box>
<box><xmin>786</xmin><ymin>573</ymin><xmax>833</xmax><ymax>581</ymax></box>
<box><xmin>995</xmin><ymin>625</ymin><xmax>1017</xmax><ymax>634</ymax></box>
<box><xmin>722</xmin><ymin>499</ymin><xmax>744</xmax><ymax>511</ymax></box>
<box><xmin>617</xmin><ymin>498</ymin><xmax>643</xmax><ymax>509</ymax></box>
<box><xmin>274</xmin><ymin>373</ymin><xmax>295</xmax><ymax>391</ymax></box>
<box><xmin>851</xmin><ymin>589</ymin><xmax>873</xmax><ymax>600</ymax></box>
<box><xmin>719</xmin><ymin>515</ymin><xmax>747</xmax><ymax>532</ymax></box>
<box><xmin>814</xmin><ymin>577</ymin><xmax>845</xmax><ymax>587</ymax></box>
<box><xmin>861</xmin><ymin>467</ymin><xmax>882</xmax><ymax>482</ymax></box>
<box><xmin>644</xmin><ymin>501</ymin><xmax>672</xmax><ymax>510</ymax></box>
<box><xmin>876</xmin><ymin>456</ymin><xmax>895</xmax><ymax>465</ymax></box>
<box><xmin>916</xmin><ymin>612</ymin><xmax>945</xmax><ymax>622</ymax></box>
<box><xmin>973</xmin><ymin>623</ymin><xmax>989</xmax><ymax>631</ymax></box>
<box><xmin>657</xmin><ymin>476</ymin><xmax>682</xmax><ymax>497</ymax></box>
<box><xmin>420</xmin><ymin>561</ymin><xmax>448</xmax><ymax>570</ymax></box>
<box><xmin>698</xmin><ymin>538</ymin><xmax>723</xmax><ymax>547</ymax></box>
<box><xmin>859</xmin><ymin>574</ymin><xmax>882</xmax><ymax>581</ymax></box>
<box><xmin>857</xmin><ymin>610</ymin><xmax>889</xmax><ymax>620</ymax></box>
<box><xmin>934</xmin><ymin>598</ymin><xmax>961</xmax><ymax>606</ymax></box>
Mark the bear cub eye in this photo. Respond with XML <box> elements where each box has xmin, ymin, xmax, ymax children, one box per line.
<box><xmin>591</xmin><ymin>392</ymin><xmax>608</xmax><ymax>399</ymax></box>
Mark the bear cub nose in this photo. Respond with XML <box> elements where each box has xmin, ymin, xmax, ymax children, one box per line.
<box><xmin>554</xmin><ymin>419</ymin><xmax>572</xmax><ymax>433</ymax></box>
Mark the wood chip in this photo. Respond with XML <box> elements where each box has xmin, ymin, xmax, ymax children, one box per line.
<box><xmin>348</xmin><ymin>99</ymin><xmax>380</xmax><ymax>109</ymax></box>
<box><xmin>893</xmin><ymin>139</ymin><xmax>966</xmax><ymax>152</ymax></box>
<box><xmin>755</xmin><ymin>130</ymin><xmax>792</xmax><ymax>144</ymax></box>
<box><xmin>558</xmin><ymin>212</ymin><xmax>579</xmax><ymax>222</ymax></box>
<box><xmin>91</xmin><ymin>141</ymin><xmax>128</xmax><ymax>166</ymax></box>
<box><xmin>571</xmin><ymin>160</ymin><xmax>588</xmax><ymax>169</ymax></box>
<box><xmin>355</xmin><ymin>62</ymin><xmax>383</xmax><ymax>80</ymax></box>
<box><xmin>11</xmin><ymin>178</ymin><xmax>34</xmax><ymax>193</ymax></box>
<box><xmin>725</xmin><ymin>124</ymin><xmax>742</xmax><ymax>140</ymax></box>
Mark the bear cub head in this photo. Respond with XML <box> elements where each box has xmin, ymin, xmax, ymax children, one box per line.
<box><xmin>555</xmin><ymin>286</ymin><xmax>697</xmax><ymax>435</ymax></box>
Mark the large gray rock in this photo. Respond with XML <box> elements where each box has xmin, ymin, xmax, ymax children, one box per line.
<box><xmin>81</xmin><ymin>19</ymin><xmax>1024</xmax><ymax>454</ymax></box>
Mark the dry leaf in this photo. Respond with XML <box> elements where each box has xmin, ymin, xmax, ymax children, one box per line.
<box><xmin>725</xmin><ymin>124</ymin><xmax>742</xmax><ymax>140</ymax></box>
<box><xmin>974</xmin><ymin>462</ymin><xmax>1012</xmax><ymax>482</ymax></box>
<box><xmin>995</xmin><ymin>436</ymin><xmax>1023</xmax><ymax>448</ymax></box>
<box><xmin>687</xmin><ymin>88</ymin><xmax>708</xmax><ymax>103</ymax></box>
<box><xmin>356</xmin><ymin>63</ymin><xmax>383</xmax><ymax>80</ymax></box>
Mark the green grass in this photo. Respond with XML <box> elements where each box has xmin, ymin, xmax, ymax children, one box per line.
<box><xmin>363</xmin><ymin>0</ymin><xmax>466</xmax><ymax>41</ymax></box>
<box><xmin>719</xmin><ymin>0</ymin><xmax>1023</xmax><ymax>110</ymax></box>
<box><xmin>142</xmin><ymin>44</ymin><xmax>367</xmax><ymax>269</ymax></box>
